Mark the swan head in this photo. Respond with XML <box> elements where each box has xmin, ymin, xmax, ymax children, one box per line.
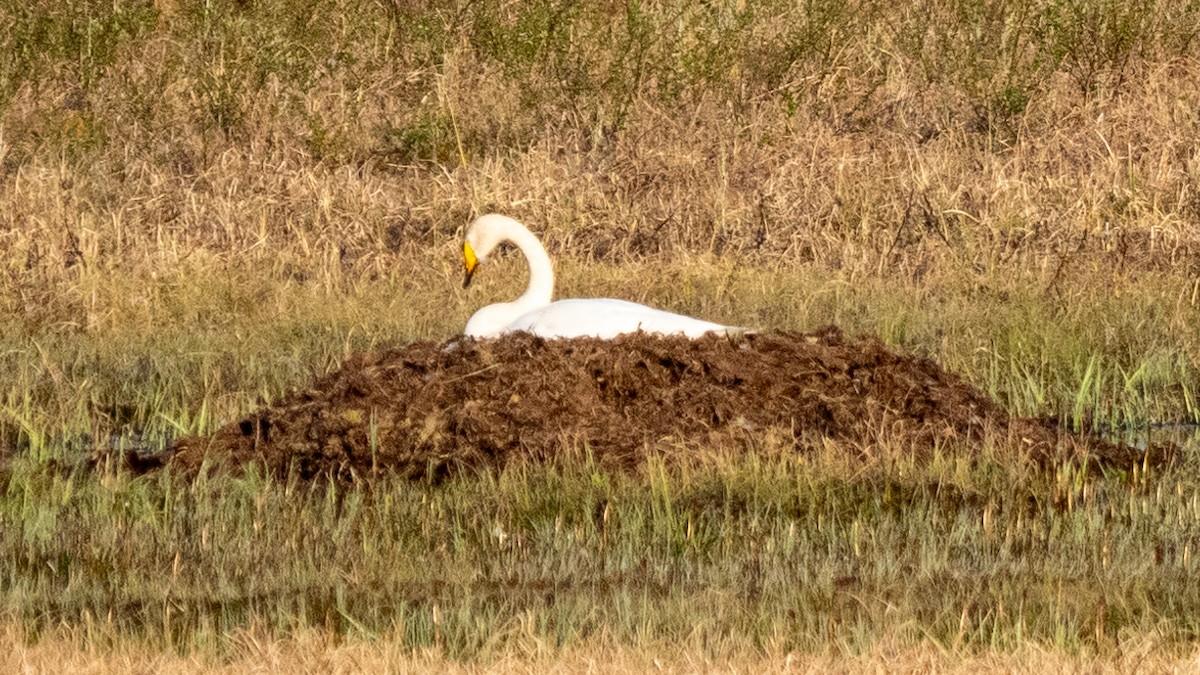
<box><xmin>462</xmin><ymin>213</ymin><xmax>520</xmax><ymax>289</ymax></box>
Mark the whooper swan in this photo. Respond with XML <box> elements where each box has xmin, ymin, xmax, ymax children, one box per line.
<box><xmin>462</xmin><ymin>214</ymin><xmax>745</xmax><ymax>339</ymax></box>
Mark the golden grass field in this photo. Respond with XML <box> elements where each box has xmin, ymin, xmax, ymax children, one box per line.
<box><xmin>4</xmin><ymin>625</ymin><xmax>1200</xmax><ymax>674</ymax></box>
<box><xmin>2</xmin><ymin>0</ymin><xmax>1200</xmax><ymax>670</ymax></box>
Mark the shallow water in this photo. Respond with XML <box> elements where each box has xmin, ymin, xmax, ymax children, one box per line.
<box><xmin>1106</xmin><ymin>423</ymin><xmax>1200</xmax><ymax>453</ymax></box>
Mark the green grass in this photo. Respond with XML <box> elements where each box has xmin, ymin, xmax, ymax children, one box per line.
<box><xmin>3</xmin><ymin>0</ymin><xmax>1200</xmax><ymax>665</ymax></box>
<box><xmin>2</xmin><ymin>256</ymin><xmax>1194</xmax><ymax>456</ymax></box>
<box><xmin>2</xmin><ymin>444</ymin><xmax>1199</xmax><ymax>659</ymax></box>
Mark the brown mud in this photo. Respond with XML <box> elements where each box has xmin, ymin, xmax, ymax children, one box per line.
<box><xmin>159</xmin><ymin>327</ymin><xmax>1162</xmax><ymax>481</ymax></box>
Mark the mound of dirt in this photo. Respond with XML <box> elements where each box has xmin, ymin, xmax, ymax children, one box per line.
<box><xmin>164</xmin><ymin>328</ymin><xmax>1153</xmax><ymax>480</ymax></box>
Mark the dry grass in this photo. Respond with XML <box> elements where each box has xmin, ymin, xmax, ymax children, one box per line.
<box><xmin>2</xmin><ymin>0</ymin><xmax>1200</xmax><ymax>668</ymax></box>
<box><xmin>4</xmin><ymin>444</ymin><xmax>1199</xmax><ymax>667</ymax></box>
<box><xmin>4</xmin><ymin>623</ymin><xmax>1199</xmax><ymax>674</ymax></box>
<box><xmin>2</xmin><ymin>2</ymin><xmax>1198</xmax><ymax>444</ymax></box>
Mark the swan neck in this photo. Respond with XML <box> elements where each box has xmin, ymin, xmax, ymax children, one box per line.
<box><xmin>506</xmin><ymin>221</ymin><xmax>554</xmax><ymax>309</ymax></box>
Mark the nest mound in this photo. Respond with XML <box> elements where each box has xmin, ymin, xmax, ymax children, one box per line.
<box><xmin>165</xmin><ymin>328</ymin><xmax>1150</xmax><ymax>480</ymax></box>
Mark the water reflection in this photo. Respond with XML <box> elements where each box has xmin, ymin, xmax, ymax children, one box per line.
<box><xmin>1106</xmin><ymin>423</ymin><xmax>1200</xmax><ymax>452</ymax></box>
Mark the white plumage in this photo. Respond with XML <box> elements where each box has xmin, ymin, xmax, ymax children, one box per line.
<box><xmin>461</xmin><ymin>214</ymin><xmax>745</xmax><ymax>339</ymax></box>
<box><xmin>504</xmin><ymin>298</ymin><xmax>737</xmax><ymax>339</ymax></box>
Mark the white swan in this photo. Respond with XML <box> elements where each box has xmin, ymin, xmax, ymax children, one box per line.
<box><xmin>461</xmin><ymin>214</ymin><xmax>555</xmax><ymax>337</ymax></box>
<box><xmin>462</xmin><ymin>214</ymin><xmax>745</xmax><ymax>339</ymax></box>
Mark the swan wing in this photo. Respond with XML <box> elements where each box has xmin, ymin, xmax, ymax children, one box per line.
<box><xmin>505</xmin><ymin>298</ymin><xmax>739</xmax><ymax>339</ymax></box>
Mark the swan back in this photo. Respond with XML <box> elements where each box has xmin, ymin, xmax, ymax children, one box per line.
<box><xmin>506</xmin><ymin>298</ymin><xmax>742</xmax><ymax>339</ymax></box>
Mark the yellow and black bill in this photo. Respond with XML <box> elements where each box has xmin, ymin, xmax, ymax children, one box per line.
<box><xmin>462</xmin><ymin>241</ymin><xmax>480</xmax><ymax>288</ymax></box>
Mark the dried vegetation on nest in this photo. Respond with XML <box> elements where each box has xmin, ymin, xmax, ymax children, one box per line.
<box><xmin>166</xmin><ymin>328</ymin><xmax>1153</xmax><ymax>480</ymax></box>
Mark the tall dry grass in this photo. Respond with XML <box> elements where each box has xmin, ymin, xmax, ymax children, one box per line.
<box><xmin>2</xmin><ymin>1</ymin><xmax>1197</xmax><ymax>443</ymax></box>
<box><xmin>4</xmin><ymin>622</ymin><xmax>1199</xmax><ymax>674</ymax></box>
<box><xmin>2</xmin><ymin>0</ymin><xmax>1200</xmax><ymax>667</ymax></box>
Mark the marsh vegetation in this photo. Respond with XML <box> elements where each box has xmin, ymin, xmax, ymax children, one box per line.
<box><xmin>2</xmin><ymin>0</ymin><xmax>1199</xmax><ymax>669</ymax></box>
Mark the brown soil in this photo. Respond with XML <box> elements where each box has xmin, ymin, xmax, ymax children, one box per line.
<box><xmin>164</xmin><ymin>328</ymin><xmax>1155</xmax><ymax>481</ymax></box>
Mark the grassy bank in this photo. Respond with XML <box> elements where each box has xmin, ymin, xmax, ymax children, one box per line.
<box><xmin>5</xmin><ymin>628</ymin><xmax>1199</xmax><ymax>674</ymax></box>
<box><xmin>4</xmin><ymin>446</ymin><xmax>1200</xmax><ymax>661</ymax></box>
<box><xmin>2</xmin><ymin>0</ymin><xmax>1200</xmax><ymax>667</ymax></box>
<box><xmin>1</xmin><ymin>0</ymin><xmax>1198</xmax><ymax>445</ymax></box>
